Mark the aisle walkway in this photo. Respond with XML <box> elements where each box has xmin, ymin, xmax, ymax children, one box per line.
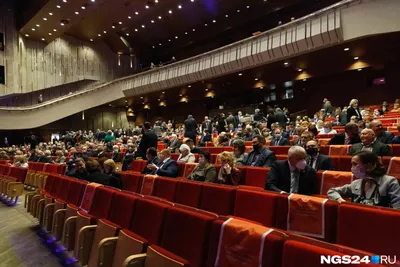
<box><xmin>0</xmin><ymin>195</ymin><xmax>63</xmax><ymax>267</ymax></box>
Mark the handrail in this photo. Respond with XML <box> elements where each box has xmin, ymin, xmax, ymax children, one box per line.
<box><xmin>0</xmin><ymin>0</ymin><xmax>359</xmax><ymax>111</ymax></box>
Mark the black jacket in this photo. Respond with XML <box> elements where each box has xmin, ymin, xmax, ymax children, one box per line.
<box><xmin>328</xmin><ymin>133</ymin><xmax>361</xmax><ymax>145</ymax></box>
<box><xmin>137</xmin><ymin>130</ymin><xmax>158</xmax><ymax>159</ymax></box>
<box><xmin>274</xmin><ymin>112</ymin><xmax>287</xmax><ymax>128</ymax></box>
<box><xmin>306</xmin><ymin>153</ymin><xmax>332</xmax><ymax>171</ymax></box>
<box><xmin>201</xmin><ymin>120</ymin><xmax>213</xmax><ymax>133</ymax></box>
<box><xmin>349</xmin><ymin>141</ymin><xmax>390</xmax><ymax>156</ymax></box>
<box><xmin>152</xmin><ymin>158</ymin><xmax>179</xmax><ymax>178</ymax></box>
<box><xmin>84</xmin><ymin>171</ymin><xmax>120</xmax><ymax>188</ymax></box>
<box><xmin>346</xmin><ymin>107</ymin><xmax>362</xmax><ymax>122</ymax></box>
<box><xmin>265</xmin><ymin>160</ymin><xmax>317</xmax><ymax>196</ymax></box>
<box><xmin>269</xmin><ymin>137</ymin><xmax>290</xmax><ymax>146</ymax></box>
<box><xmin>376</xmin><ymin>131</ymin><xmax>394</xmax><ymax>144</ymax></box>
<box><xmin>244</xmin><ymin>147</ymin><xmax>276</xmax><ymax>168</ymax></box>
<box><xmin>142</xmin><ymin>157</ymin><xmax>162</xmax><ymax>175</ymax></box>
<box><xmin>184</xmin><ymin>118</ymin><xmax>197</xmax><ymax>138</ymax></box>
<box><xmin>168</xmin><ymin>138</ymin><xmax>181</xmax><ymax>152</ymax></box>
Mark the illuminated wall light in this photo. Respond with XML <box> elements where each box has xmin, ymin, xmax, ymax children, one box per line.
<box><xmin>358</xmin><ymin>68</ymin><xmax>362</xmax><ymax>71</ymax></box>
<box><xmin>56</xmin><ymin>5</ymin><xmax>61</xmax><ymax>8</ymax></box>
<box><xmin>142</xmin><ymin>25</ymin><xmax>145</xmax><ymax>28</ymax></box>
<box><xmin>75</xmin><ymin>11</ymin><xmax>79</xmax><ymax>15</ymax></box>
<box><xmin>82</xmin><ymin>111</ymin><xmax>85</xmax><ymax>120</ymax></box>
<box><xmin>61</xmin><ymin>23</ymin><xmax>65</xmax><ymax>26</ymax></box>
<box><xmin>112</xmin><ymin>25</ymin><xmax>116</xmax><ymax>29</ymax></box>
<box><xmin>119</xmin><ymin>21</ymin><xmax>122</xmax><ymax>24</ymax></box>
<box><xmin>205</xmin><ymin>23</ymin><xmax>208</xmax><ymax>26</ymax></box>
<box><xmin>298</xmin><ymin>69</ymin><xmax>302</xmax><ymax>72</ymax></box>
<box><xmin>31</xmin><ymin>28</ymin><xmax>35</xmax><ymax>31</ymax></box>
<box><xmin>344</xmin><ymin>47</ymin><xmax>350</xmax><ymax>51</ymax></box>
<box><xmin>284</xmin><ymin>62</ymin><xmax>289</xmax><ymax>65</ymax></box>
<box><xmin>192</xmin><ymin>28</ymin><xmax>195</xmax><ymax>31</ymax></box>
<box><xmin>159</xmin><ymin>43</ymin><xmax>162</xmax><ymax>46</ymax></box>
<box><xmin>91</xmin><ymin>0</ymin><xmax>95</xmax><ymax>2</ymax></box>
<box><xmin>247</xmin><ymin>5</ymin><xmax>250</xmax><ymax>8</ymax></box>
<box><xmin>103</xmin><ymin>30</ymin><xmax>107</xmax><ymax>33</ymax></box>
<box><xmin>354</xmin><ymin>57</ymin><xmax>359</xmax><ymax>60</ymax></box>
<box><xmin>53</xmin><ymin>29</ymin><xmax>57</xmax><ymax>32</ymax></box>
<box><xmin>151</xmin><ymin>20</ymin><xmax>154</xmax><ymax>23</ymax></box>
<box><xmin>135</xmin><ymin>29</ymin><xmax>138</xmax><ymax>32</ymax></box>
<box><xmin>255</xmin><ymin>78</ymin><xmax>259</xmax><ymax>81</ymax></box>
<box><xmin>185</xmin><ymin>32</ymin><xmax>187</xmax><ymax>35</ymax></box>
<box><xmin>212</xmin><ymin>20</ymin><xmax>216</xmax><ymax>23</ymax></box>
<box><xmin>81</xmin><ymin>6</ymin><xmax>85</xmax><ymax>9</ymax></box>
<box><xmin>178</xmin><ymin>5</ymin><xmax>182</xmax><ymax>9</ymax></box>
<box><xmin>36</xmin><ymin>24</ymin><xmax>40</xmax><ymax>27</ymax></box>
<box><xmin>48</xmin><ymin>33</ymin><xmax>52</xmax><ymax>35</ymax></box>
<box><xmin>135</xmin><ymin>11</ymin><xmax>139</xmax><ymax>15</ymax></box>
<box><xmin>175</xmin><ymin>36</ymin><xmax>178</xmax><ymax>39</ymax></box>
<box><xmin>90</xmin><ymin>39</ymin><xmax>93</xmax><ymax>41</ymax></box>
<box><xmin>237</xmin><ymin>9</ymin><xmax>240</xmax><ymax>12</ymax></box>
<box><xmin>126</xmin><ymin>33</ymin><xmax>130</xmax><ymax>36</ymax></box>
<box><xmin>191</xmin><ymin>0</ymin><xmax>194</xmax><ymax>2</ymax></box>
<box><xmin>168</xmin><ymin>39</ymin><xmax>171</xmax><ymax>42</ymax></box>
<box><xmin>303</xmin><ymin>79</ymin><xmax>307</xmax><ymax>81</ymax></box>
<box><xmin>118</xmin><ymin>54</ymin><xmax>121</xmax><ymax>66</ymax></box>
<box><xmin>25</xmin><ymin>34</ymin><xmax>29</xmax><ymax>37</ymax></box>
<box><xmin>41</xmin><ymin>38</ymin><xmax>45</xmax><ymax>41</ymax></box>
<box><xmin>63</xmin><ymin>0</ymin><xmax>67</xmax><ymax>2</ymax></box>
<box><xmin>43</xmin><ymin>17</ymin><xmax>47</xmax><ymax>20</ymax></box>
<box><xmin>128</xmin><ymin>16</ymin><xmax>131</xmax><ymax>19</ymax></box>
<box><xmin>145</xmin><ymin>5</ymin><xmax>149</xmax><ymax>9</ymax></box>
<box><xmin>98</xmin><ymin>33</ymin><xmax>101</xmax><ymax>36</ymax></box>
<box><xmin>130</xmin><ymin>55</ymin><xmax>133</xmax><ymax>68</ymax></box>
<box><xmin>49</xmin><ymin>12</ymin><xmax>53</xmax><ymax>15</ymax></box>
<box><xmin>169</xmin><ymin>10</ymin><xmax>172</xmax><ymax>14</ymax></box>
<box><xmin>188</xmin><ymin>85</ymin><xmax>191</xmax><ymax>88</ymax></box>
<box><xmin>225</xmin><ymin>14</ymin><xmax>228</xmax><ymax>17</ymax></box>
<box><xmin>238</xmin><ymin>73</ymin><xmax>242</xmax><ymax>76</ymax></box>
<box><xmin>158</xmin><ymin>16</ymin><xmax>162</xmax><ymax>19</ymax></box>
<box><xmin>152</xmin><ymin>46</ymin><xmax>155</xmax><ymax>48</ymax></box>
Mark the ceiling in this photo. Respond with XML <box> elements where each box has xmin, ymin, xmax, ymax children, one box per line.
<box><xmin>107</xmin><ymin>32</ymin><xmax>400</xmax><ymax>111</ymax></box>
<box><xmin>17</xmin><ymin>0</ymin><xmax>338</xmax><ymax>62</ymax></box>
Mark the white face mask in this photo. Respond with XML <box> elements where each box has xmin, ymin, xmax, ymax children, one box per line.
<box><xmin>296</xmin><ymin>159</ymin><xmax>307</xmax><ymax>170</ymax></box>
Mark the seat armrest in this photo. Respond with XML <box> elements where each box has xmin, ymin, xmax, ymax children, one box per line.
<box><xmin>123</xmin><ymin>253</ymin><xmax>147</xmax><ymax>267</ymax></box>
<box><xmin>62</xmin><ymin>215</ymin><xmax>77</xmax><ymax>251</ymax></box>
<box><xmin>98</xmin><ymin>237</ymin><xmax>119</xmax><ymax>267</ymax></box>
<box><xmin>77</xmin><ymin>225</ymin><xmax>97</xmax><ymax>266</ymax></box>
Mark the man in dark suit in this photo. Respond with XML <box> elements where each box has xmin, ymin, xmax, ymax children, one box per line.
<box><xmin>201</xmin><ymin>116</ymin><xmax>212</xmax><ymax>134</ymax></box>
<box><xmin>392</xmin><ymin>124</ymin><xmax>400</xmax><ymax>144</ymax></box>
<box><xmin>199</xmin><ymin>130</ymin><xmax>212</xmax><ymax>147</ymax></box>
<box><xmin>305</xmin><ymin>140</ymin><xmax>332</xmax><ymax>171</ymax></box>
<box><xmin>328</xmin><ymin>122</ymin><xmax>361</xmax><ymax>145</ymax></box>
<box><xmin>127</xmin><ymin>126</ymin><xmax>133</xmax><ymax>137</ymax></box>
<box><xmin>147</xmin><ymin>149</ymin><xmax>178</xmax><ymax>178</ymax></box>
<box><xmin>184</xmin><ymin>115</ymin><xmax>198</xmax><ymax>145</ymax></box>
<box><xmin>274</xmin><ymin>108</ymin><xmax>287</xmax><ymax>128</ymax></box>
<box><xmin>270</xmin><ymin>128</ymin><xmax>290</xmax><ymax>146</ymax></box>
<box><xmin>136</xmin><ymin>121</ymin><xmax>158</xmax><ymax>159</ymax></box>
<box><xmin>265</xmin><ymin>146</ymin><xmax>317</xmax><ymax>195</ymax></box>
<box><xmin>142</xmin><ymin>147</ymin><xmax>161</xmax><ymax>175</ymax></box>
<box><xmin>83</xmin><ymin>160</ymin><xmax>120</xmax><ymax>188</ymax></box>
<box><xmin>346</xmin><ymin>99</ymin><xmax>363</xmax><ymax>122</ymax></box>
<box><xmin>167</xmin><ymin>134</ymin><xmax>181</xmax><ymax>153</ymax></box>
<box><xmin>348</xmin><ymin>129</ymin><xmax>390</xmax><ymax>156</ymax></box>
<box><xmin>244</xmin><ymin>135</ymin><xmax>276</xmax><ymax>168</ymax></box>
<box><xmin>371</xmin><ymin>120</ymin><xmax>394</xmax><ymax>144</ymax></box>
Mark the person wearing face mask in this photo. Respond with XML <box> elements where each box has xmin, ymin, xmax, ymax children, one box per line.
<box><xmin>177</xmin><ymin>144</ymin><xmax>195</xmax><ymax>163</ymax></box>
<box><xmin>244</xmin><ymin>135</ymin><xmax>276</xmax><ymax>168</ymax></box>
<box><xmin>141</xmin><ymin>147</ymin><xmax>161</xmax><ymax>175</ymax></box>
<box><xmin>214</xmin><ymin>152</ymin><xmax>241</xmax><ymax>185</ymax></box>
<box><xmin>147</xmin><ymin>149</ymin><xmax>178</xmax><ymax>178</ymax></box>
<box><xmin>270</xmin><ymin>128</ymin><xmax>290</xmax><ymax>146</ymax></box>
<box><xmin>232</xmin><ymin>139</ymin><xmax>247</xmax><ymax>166</ymax></box>
<box><xmin>320</xmin><ymin>122</ymin><xmax>337</xmax><ymax>135</ymax></box>
<box><xmin>111</xmin><ymin>145</ymin><xmax>121</xmax><ymax>162</ymax></box>
<box><xmin>265</xmin><ymin>146</ymin><xmax>317</xmax><ymax>195</ymax></box>
<box><xmin>305</xmin><ymin>140</ymin><xmax>332</xmax><ymax>171</ymax></box>
<box><xmin>187</xmin><ymin>151</ymin><xmax>217</xmax><ymax>182</ymax></box>
<box><xmin>328</xmin><ymin>151</ymin><xmax>400</xmax><ymax>209</ymax></box>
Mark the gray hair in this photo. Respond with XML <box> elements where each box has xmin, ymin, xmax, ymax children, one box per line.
<box><xmin>179</xmin><ymin>144</ymin><xmax>190</xmax><ymax>152</ymax></box>
<box><xmin>288</xmin><ymin>146</ymin><xmax>306</xmax><ymax>158</ymax></box>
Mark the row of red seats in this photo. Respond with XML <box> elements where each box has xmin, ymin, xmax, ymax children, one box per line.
<box><xmin>28</xmin><ymin>173</ymin><xmax>394</xmax><ymax>267</ymax></box>
<box><xmin>0</xmin><ymin>165</ymin><xmax>28</xmax><ymax>205</ymax></box>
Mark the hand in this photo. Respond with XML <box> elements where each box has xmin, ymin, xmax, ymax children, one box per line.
<box><xmin>337</xmin><ymin>198</ymin><xmax>346</xmax><ymax>203</ymax></box>
<box><xmin>147</xmin><ymin>163</ymin><xmax>157</xmax><ymax>170</ymax></box>
<box><xmin>223</xmin><ymin>163</ymin><xmax>231</xmax><ymax>174</ymax></box>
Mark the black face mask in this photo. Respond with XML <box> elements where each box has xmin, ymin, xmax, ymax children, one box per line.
<box><xmin>253</xmin><ymin>144</ymin><xmax>261</xmax><ymax>151</ymax></box>
<box><xmin>306</xmin><ymin>147</ymin><xmax>318</xmax><ymax>156</ymax></box>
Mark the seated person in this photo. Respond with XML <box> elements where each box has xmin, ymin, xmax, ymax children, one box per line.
<box><xmin>307</xmin><ymin>124</ymin><xmax>319</xmax><ymax>138</ymax></box>
<box><xmin>319</xmin><ymin>122</ymin><xmax>337</xmax><ymax>134</ymax></box>
<box><xmin>69</xmin><ymin>158</ymin><xmax>88</xmax><ymax>179</ymax></box>
<box><xmin>122</xmin><ymin>144</ymin><xmax>136</xmax><ymax>171</ymax></box>
<box><xmin>214</xmin><ymin>133</ymin><xmax>229</xmax><ymax>147</ymax></box>
<box><xmin>392</xmin><ymin>102</ymin><xmax>400</xmax><ymax>112</ymax></box>
<box><xmin>187</xmin><ymin>151</ymin><xmax>217</xmax><ymax>182</ymax></box>
<box><xmin>96</xmin><ymin>146</ymin><xmax>106</xmax><ymax>158</ymax></box>
<box><xmin>103</xmin><ymin>159</ymin><xmax>121</xmax><ymax>189</ymax></box>
<box><xmin>243</xmin><ymin>135</ymin><xmax>276</xmax><ymax>167</ymax></box>
<box><xmin>146</xmin><ymin>149</ymin><xmax>178</xmax><ymax>178</ymax></box>
<box><xmin>111</xmin><ymin>145</ymin><xmax>121</xmax><ymax>162</ymax></box>
<box><xmin>0</xmin><ymin>150</ymin><xmax>10</xmax><ymax>160</ymax></box>
<box><xmin>232</xmin><ymin>139</ymin><xmax>247</xmax><ymax>166</ymax></box>
<box><xmin>199</xmin><ymin>130</ymin><xmax>212</xmax><ymax>147</ymax></box>
<box><xmin>349</xmin><ymin>129</ymin><xmax>390</xmax><ymax>156</ymax></box>
<box><xmin>84</xmin><ymin>159</ymin><xmax>119</xmax><ymax>188</ymax></box>
<box><xmin>38</xmin><ymin>150</ymin><xmax>54</xmax><ymax>163</ymax></box>
<box><xmin>12</xmin><ymin>155</ymin><xmax>29</xmax><ymax>168</ymax></box>
<box><xmin>265</xmin><ymin>146</ymin><xmax>317</xmax><ymax>195</ymax></box>
<box><xmin>167</xmin><ymin>134</ymin><xmax>181</xmax><ymax>153</ymax></box>
<box><xmin>141</xmin><ymin>147</ymin><xmax>161</xmax><ymax>175</ymax></box>
<box><xmin>177</xmin><ymin>144</ymin><xmax>195</xmax><ymax>163</ymax></box>
<box><xmin>54</xmin><ymin>150</ymin><xmax>66</xmax><ymax>164</ymax></box>
<box><xmin>185</xmin><ymin>138</ymin><xmax>202</xmax><ymax>154</ymax></box>
<box><xmin>293</xmin><ymin>131</ymin><xmax>314</xmax><ymax>148</ymax></box>
<box><xmin>328</xmin><ymin>122</ymin><xmax>361</xmax><ymax>145</ymax></box>
<box><xmin>269</xmin><ymin>128</ymin><xmax>290</xmax><ymax>146</ymax></box>
<box><xmin>213</xmin><ymin>152</ymin><xmax>241</xmax><ymax>186</ymax></box>
<box><xmin>328</xmin><ymin>151</ymin><xmax>400</xmax><ymax>209</ymax></box>
<box><xmin>392</xmin><ymin>123</ymin><xmax>400</xmax><ymax>144</ymax></box>
<box><xmin>370</xmin><ymin>119</ymin><xmax>394</xmax><ymax>144</ymax></box>
<box><xmin>306</xmin><ymin>140</ymin><xmax>332</xmax><ymax>171</ymax></box>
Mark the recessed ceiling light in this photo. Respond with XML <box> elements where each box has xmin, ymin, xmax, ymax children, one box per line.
<box><xmin>49</xmin><ymin>12</ymin><xmax>53</xmax><ymax>15</ymax></box>
<box><xmin>169</xmin><ymin>10</ymin><xmax>172</xmax><ymax>14</ymax></box>
<box><xmin>128</xmin><ymin>16</ymin><xmax>131</xmax><ymax>19</ymax></box>
<box><xmin>303</xmin><ymin>78</ymin><xmax>307</xmax><ymax>81</ymax></box>
<box><xmin>354</xmin><ymin>57</ymin><xmax>359</xmax><ymax>60</ymax></box>
<box><xmin>168</xmin><ymin>39</ymin><xmax>171</xmax><ymax>42</ymax></box>
<box><xmin>225</xmin><ymin>14</ymin><xmax>228</xmax><ymax>17</ymax></box>
<box><xmin>185</xmin><ymin>32</ymin><xmax>188</xmax><ymax>35</ymax></box>
<box><xmin>81</xmin><ymin>6</ymin><xmax>85</xmax><ymax>9</ymax></box>
<box><xmin>188</xmin><ymin>85</ymin><xmax>191</xmax><ymax>88</ymax></box>
<box><xmin>56</xmin><ymin>5</ymin><xmax>61</xmax><ymax>8</ymax></box>
<box><xmin>152</xmin><ymin>46</ymin><xmax>155</xmax><ymax>48</ymax></box>
<box><xmin>125</xmin><ymin>100</ymin><xmax>128</xmax><ymax>103</ymax></box>
<box><xmin>192</xmin><ymin>28</ymin><xmax>195</xmax><ymax>31</ymax></box>
<box><xmin>178</xmin><ymin>5</ymin><xmax>182</xmax><ymax>9</ymax></box>
<box><xmin>145</xmin><ymin>5</ymin><xmax>149</xmax><ymax>9</ymax></box>
<box><xmin>61</xmin><ymin>23</ymin><xmax>65</xmax><ymax>26</ymax></box>
<box><xmin>90</xmin><ymin>39</ymin><xmax>93</xmax><ymax>41</ymax></box>
<box><xmin>213</xmin><ymin>20</ymin><xmax>216</xmax><ymax>23</ymax></box>
<box><xmin>135</xmin><ymin>28</ymin><xmax>138</xmax><ymax>31</ymax></box>
<box><xmin>162</xmin><ymin>91</ymin><xmax>165</xmax><ymax>94</ymax></box>
<box><xmin>159</xmin><ymin>43</ymin><xmax>162</xmax><ymax>45</ymax></box>
<box><xmin>284</xmin><ymin>62</ymin><xmax>289</xmax><ymax>65</ymax></box>
<box><xmin>344</xmin><ymin>47</ymin><xmax>350</xmax><ymax>51</ymax></box>
<box><xmin>237</xmin><ymin>9</ymin><xmax>240</xmax><ymax>12</ymax></box>
<box><xmin>358</xmin><ymin>68</ymin><xmax>362</xmax><ymax>71</ymax></box>
<box><xmin>53</xmin><ymin>29</ymin><xmax>57</xmax><ymax>32</ymax></box>
<box><xmin>25</xmin><ymin>34</ymin><xmax>29</xmax><ymax>37</ymax></box>
<box><xmin>63</xmin><ymin>0</ymin><xmax>67</xmax><ymax>2</ymax></box>
<box><xmin>91</xmin><ymin>0</ymin><xmax>95</xmax><ymax>2</ymax></box>
<box><xmin>36</xmin><ymin>24</ymin><xmax>40</xmax><ymax>27</ymax></box>
<box><xmin>98</xmin><ymin>33</ymin><xmax>101</xmax><ymax>36</ymax></box>
<box><xmin>155</xmin><ymin>0</ymin><xmax>158</xmax><ymax>2</ymax></box>
<box><xmin>75</xmin><ymin>11</ymin><xmax>79</xmax><ymax>15</ymax></box>
<box><xmin>43</xmin><ymin>17</ymin><xmax>47</xmax><ymax>20</ymax></box>
<box><xmin>158</xmin><ymin>16</ymin><xmax>162</xmax><ymax>19</ymax></box>
<box><xmin>109</xmin><ymin>104</ymin><xmax>112</xmax><ymax>106</ymax></box>
<box><xmin>247</xmin><ymin>5</ymin><xmax>250</xmax><ymax>8</ymax></box>
<box><xmin>238</xmin><ymin>73</ymin><xmax>242</xmax><ymax>76</ymax></box>
<box><xmin>41</xmin><ymin>38</ymin><xmax>45</xmax><ymax>41</ymax></box>
<box><xmin>48</xmin><ymin>33</ymin><xmax>52</xmax><ymax>35</ymax></box>
<box><xmin>119</xmin><ymin>21</ymin><xmax>122</xmax><ymax>24</ymax></box>
<box><xmin>191</xmin><ymin>0</ymin><xmax>194</xmax><ymax>2</ymax></box>
<box><xmin>255</xmin><ymin>78</ymin><xmax>258</xmax><ymax>81</ymax></box>
<box><xmin>260</xmin><ymin>87</ymin><xmax>263</xmax><ymax>89</ymax></box>
<box><xmin>126</xmin><ymin>33</ymin><xmax>129</xmax><ymax>36</ymax></box>
<box><xmin>158</xmin><ymin>99</ymin><xmax>160</xmax><ymax>101</ymax></box>
<box><xmin>32</xmin><ymin>28</ymin><xmax>35</xmax><ymax>31</ymax></box>
<box><xmin>179</xmin><ymin>94</ymin><xmax>182</xmax><ymax>97</ymax></box>
<box><xmin>103</xmin><ymin>30</ymin><xmax>107</xmax><ymax>33</ymax></box>
<box><xmin>142</xmin><ymin>25</ymin><xmax>145</xmax><ymax>28</ymax></box>
<box><xmin>142</xmin><ymin>102</ymin><xmax>145</xmax><ymax>104</ymax></box>
<box><xmin>205</xmin><ymin>23</ymin><xmax>208</xmax><ymax>26</ymax></box>
<box><xmin>140</xmin><ymin>96</ymin><xmax>143</xmax><ymax>99</ymax></box>
<box><xmin>205</xmin><ymin>88</ymin><xmax>208</xmax><ymax>91</ymax></box>
<box><xmin>151</xmin><ymin>20</ymin><xmax>154</xmax><ymax>23</ymax></box>
<box><xmin>126</xmin><ymin>106</ymin><xmax>128</xmax><ymax>108</ymax></box>
<box><xmin>112</xmin><ymin>25</ymin><xmax>116</xmax><ymax>28</ymax></box>
<box><xmin>175</xmin><ymin>36</ymin><xmax>178</xmax><ymax>39</ymax></box>
<box><xmin>135</xmin><ymin>11</ymin><xmax>139</xmax><ymax>15</ymax></box>
<box><xmin>298</xmin><ymin>68</ymin><xmax>302</xmax><ymax>72</ymax></box>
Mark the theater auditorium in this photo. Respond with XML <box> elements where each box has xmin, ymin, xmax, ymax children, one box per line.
<box><xmin>0</xmin><ymin>0</ymin><xmax>400</xmax><ymax>266</ymax></box>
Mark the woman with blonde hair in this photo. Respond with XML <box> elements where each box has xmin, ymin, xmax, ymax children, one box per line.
<box><xmin>103</xmin><ymin>159</ymin><xmax>121</xmax><ymax>188</ymax></box>
<box><xmin>347</xmin><ymin>98</ymin><xmax>362</xmax><ymax>122</ymax></box>
<box><xmin>12</xmin><ymin>155</ymin><xmax>28</xmax><ymax>168</ymax></box>
<box><xmin>215</xmin><ymin>151</ymin><xmax>241</xmax><ymax>186</ymax></box>
<box><xmin>55</xmin><ymin>150</ymin><xmax>66</xmax><ymax>164</ymax></box>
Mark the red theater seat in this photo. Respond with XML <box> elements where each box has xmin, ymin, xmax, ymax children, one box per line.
<box><xmin>130</xmin><ymin>160</ymin><xmax>146</xmax><ymax>173</ymax></box>
<box><xmin>199</xmin><ymin>184</ymin><xmax>236</xmax><ymax>215</ymax></box>
<box><xmin>170</xmin><ymin>153</ymin><xmax>179</xmax><ymax>161</ymax></box>
<box><xmin>106</xmin><ymin>191</ymin><xmax>139</xmax><ymax>229</ymax></box>
<box><xmin>336</xmin><ymin>203</ymin><xmax>400</xmax><ymax>259</ymax></box>
<box><xmin>43</xmin><ymin>164</ymin><xmax>59</xmax><ymax>174</ymax></box>
<box><xmin>120</xmin><ymin>172</ymin><xmax>143</xmax><ymax>193</ymax></box>
<box><xmin>235</xmin><ymin>166</ymin><xmax>247</xmax><ymax>185</ymax></box>
<box><xmin>338</xmin><ymin>156</ymin><xmax>352</xmax><ymax>171</ymax></box>
<box><xmin>234</xmin><ymin>189</ymin><xmax>280</xmax><ymax>227</ymax></box>
<box><xmin>245</xmin><ymin>167</ymin><xmax>270</xmax><ymax>188</ymax></box>
<box><xmin>160</xmin><ymin>206</ymin><xmax>215</xmax><ymax>267</ymax></box>
<box><xmin>183</xmin><ymin>162</ymin><xmax>197</xmax><ymax>178</ymax></box>
<box><xmin>392</xmin><ymin>145</ymin><xmax>400</xmax><ymax>156</ymax></box>
<box><xmin>177</xmin><ymin>162</ymin><xmax>186</xmax><ymax>177</ymax></box>
<box><xmin>269</xmin><ymin>146</ymin><xmax>290</xmax><ymax>155</ymax></box>
<box><xmin>174</xmin><ymin>180</ymin><xmax>203</xmax><ymax>207</ymax></box>
<box><xmin>316</xmin><ymin>171</ymin><xmax>354</xmax><ymax>195</ymax></box>
<box><xmin>210</xmin><ymin>154</ymin><xmax>218</xmax><ymax>164</ymax></box>
<box><xmin>152</xmin><ymin>177</ymin><xmax>178</xmax><ymax>202</ymax></box>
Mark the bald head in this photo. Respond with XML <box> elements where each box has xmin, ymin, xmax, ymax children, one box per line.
<box><xmin>360</xmin><ymin>129</ymin><xmax>375</xmax><ymax>145</ymax></box>
<box><xmin>370</xmin><ymin>120</ymin><xmax>384</xmax><ymax>137</ymax></box>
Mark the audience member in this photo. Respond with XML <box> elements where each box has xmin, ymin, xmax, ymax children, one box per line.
<box><xmin>244</xmin><ymin>135</ymin><xmax>276</xmax><ymax>167</ymax></box>
<box><xmin>214</xmin><ymin>152</ymin><xmax>241</xmax><ymax>186</ymax></box>
<box><xmin>122</xmin><ymin>144</ymin><xmax>136</xmax><ymax>171</ymax></box>
<box><xmin>307</xmin><ymin>124</ymin><xmax>319</xmax><ymax>137</ymax></box>
<box><xmin>320</xmin><ymin>122</ymin><xmax>337</xmax><ymax>134</ymax></box>
<box><xmin>84</xmin><ymin>159</ymin><xmax>119</xmax><ymax>188</ymax></box>
<box><xmin>147</xmin><ymin>149</ymin><xmax>178</xmax><ymax>177</ymax></box>
<box><xmin>392</xmin><ymin>102</ymin><xmax>400</xmax><ymax>112</ymax></box>
<box><xmin>184</xmin><ymin>115</ymin><xmax>197</xmax><ymax>144</ymax></box>
<box><xmin>348</xmin><ymin>129</ymin><xmax>390</xmax><ymax>156</ymax></box>
<box><xmin>328</xmin><ymin>122</ymin><xmax>361</xmax><ymax>145</ymax></box>
<box><xmin>187</xmin><ymin>150</ymin><xmax>217</xmax><ymax>182</ymax></box>
<box><xmin>111</xmin><ymin>145</ymin><xmax>121</xmax><ymax>162</ymax></box>
<box><xmin>0</xmin><ymin>151</ymin><xmax>10</xmax><ymax>160</ymax></box>
<box><xmin>199</xmin><ymin>130</ymin><xmax>212</xmax><ymax>147</ymax></box>
<box><xmin>69</xmin><ymin>158</ymin><xmax>88</xmax><ymax>179</ymax></box>
<box><xmin>167</xmin><ymin>134</ymin><xmax>181</xmax><ymax>153</ymax></box>
<box><xmin>232</xmin><ymin>139</ymin><xmax>247</xmax><ymax>166</ymax></box>
<box><xmin>294</xmin><ymin>131</ymin><xmax>314</xmax><ymax>148</ymax></box>
<box><xmin>177</xmin><ymin>144</ymin><xmax>195</xmax><ymax>163</ymax></box>
<box><xmin>201</xmin><ymin>116</ymin><xmax>212</xmax><ymax>133</ymax></box>
<box><xmin>347</xmin><ymin>99</ymin><xmax>362</xmax><ymax>122</ymax></box>
<box><xmin>54</xmin><ymin>150</ymin><xmax>65</xmax><ymax>164</ymax></box>
<box><xmin>370</xmin><ymin>119</ymin><xmax>394</xmax><ymax>144</ymax></box>
<box><xmin>265</xmin><ymin>146</ymin><xmax>317</xmax><ymax>195</ymax></box>
<box><xmin>104</xmin><ymin>130</ymin><xmax>115</xmax><ymax>143</ymax></box>
<box><xmin>392</xmin><ymin>123</ymin><xmax>400</xmax><ymax>144</ymax></box>
<box><xmin>142</xmin><ymin>147</ymin><xmax>161</xmax><ymax>175</ymax></box>
<box><xmin>185</xmin><ymin>139</ymin><xmax>202</xmax><ymax>153</ymax></box>
<box><xmin>306</xmin><ymin>140</ymin><xmax>332</xmax><ymax>170</ymax></box>
<box><xmin>12</xmin><ymin>155</ymin><xmax>28</xmax><ymax>168</ymax></box>
<box><xmin>270</xmin><ymin>128</ymin><xmax>290</xmax><ymax>146</ymax></box>
<box><xmin>328</xmin><ymin>151</ymin><xmax>400</xmax><ymax>209</ymax></box>
<box><xmin>137</xmin><ymin>121</ymin><xmax>158</xmax><ymax>159</ymax></box>
<box><xmin>103</xmin><ymin>159</ymin><xmax>121</xmax><ymax>188</ymax></box>
<box><xmin>39</xmin><ymin>150</ymin><xmax>54</xmax><ymax>163</ymax></box>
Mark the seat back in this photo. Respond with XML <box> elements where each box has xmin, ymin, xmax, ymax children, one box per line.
<box><xmin>131</xmin><ymin>160</ymin><xmax>146</xmax><ymax>172</ymax></box>
<box><xmin>199</xmin><ymin>184</ymin><xmax>236</xmax><ymax>215</ymax></box>
<box><xmin>160</xmin><ymin>206</ymin><xmax>215</xmax><ymax>267</ymax></box>
<box><xmin>336</xmin><ymin>203</ymin><xmax>400</xmax><ymax>258</ymax></box>
<box><xmin>57</xmin><ymin>177</ymin><xmax>72</xmax><ymax>201</ymax></box>
<box><xmin>328</xmin><ymin>145</ymin><xmax>351</xmax><ymax>156</ymax></box>
<box><xmin>43</xmin><ymin>174</ymin><xmax>56</xmax><ymax>192</ymax></box>
<box><xmin>43</xmin><ymin>164</ymin><xmax>59</xmax><ymax>174</ymax></box>
<box><xmin>107</xmin><ymin>191</ymin><xmax>139</xmax><ymax>228</ymax></box>
<box><xmin>49</xmin><ymin>175</ymin><xmax>64</xmax><ymax>197</ymax></box>
<box><xmin>174</xmin><ymin>180</ymin><xmax>203</xmax><ymax>207</ymax></box>
<box><xmin>57</xmin><ymin>164</ymin><xmax>67</xmax><ymax>175</ymax></box>
<box><xmin>8</xmin><ymin>167</ymin><xmax>28</xmax><ymax>182</ymax></box>
<box><xmin>65</xmin><ymin>179</ymin><xmax>88</xmax><ymax>206</ymax></box>
<box><xmin>183</xmin><ymin>163</ymin><xmax>197</xmax><ymax>178</ymax></box>
<box><xmin>269</xmin><ymin>146</ymin><xmax>290</xmax><ymax>155</ymax></box>
<box><xmin>387</xmin><ymin>157</ymin><xmax>400</xmax><ymax>178</ymax></box>
<box><xmin>245</xmin><ymin>167</ymin><xmax>270</xmax><ymax>188</ymax></box>
<box><xmin>177</xmin><ymin>162</ymin><xmax>186</xmax><ymax>177</ymax></box>
<box><xmin>120</xmin><ymin>172</ymin><xmax>143</xmax><ymax>193</ymax></box>
<box><xmin>89</xmin><ymin>186</ymin><xmax>117</xmax><ymax>219</ymax></box>
<box><xmin>152</xmin><ymin>177</ymin><xmax>178</xmax><ymax>202</ymax></box>
<box><xmin>338</xmin><ymin>156</ymin><xmax>352</xmax><ymax>171</ymax></box>
<box><xmin>234</xmin><ymin>189</ymin><xmax>280</xmax><ymax>227</ymax></box>
<box><xmin>317</xmin><ymin>171</ymin><xmax>354</xmax><ymax>195</ymax></box>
